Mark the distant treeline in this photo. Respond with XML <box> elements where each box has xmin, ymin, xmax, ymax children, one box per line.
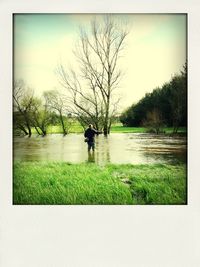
<box><xmin>120</xmin><ymin>63</ymin><xmax>187</xmax><ymax>133</ymax></box>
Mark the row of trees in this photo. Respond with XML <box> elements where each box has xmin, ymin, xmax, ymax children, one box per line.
<box><xmin>14</xmin><ymin>16</ymin><xmax>187</xmax><ymax>136</ymax></box>
<box><xmin>14</xmin><ymin>16</ymin><xmax>128</xmax><ymax>136</ymax></box>
<box><xmin>13</xmin><ymin>80</ymin><xmax>73</xmax><ymax>136</ymax></box>
<box><xmin>120</xmin><ymin>63</ymin><xmax>187</xmax><ymax>133</ymax></box>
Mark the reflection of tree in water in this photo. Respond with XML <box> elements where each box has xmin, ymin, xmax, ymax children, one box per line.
<box><xmin>138</xmin><ymin>135</ymin><xmax>187</xmax><ymax>164</ymax></box>
<box><xmin>14</xmin><ymin>134</ymin><xmax>187</xmax><ymax>165</ymax></box>
<box><xmin>60</xmin><ymin>136</ymin><xmax>66</xmax><ymax>161</ymax></box>
<box><xmin>142</xmin><ymin>149</ymin><xmax>187</xmax><ymax>164</ymax></box>
<box><xmin>87</xmin><ymin>151</ymin><xmax>95</xmax><ymax>163</ymax></box>
<box><xmin>87</xmin><ymin>136</ymin><xmax>110</xmax><ymax>164</ymax></box>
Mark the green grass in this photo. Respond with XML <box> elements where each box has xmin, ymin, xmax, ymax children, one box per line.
<box><xmin>13</xmin><ymin>161</ymin><xmax>187</xmax><ymax>205</ymax></box>
<box><xmin>111</xmin><ymin>124</ymin><xmax>186</xmax><ymax>134</ymax></box>
<box><xmin>31</xmin><ymin>122</ymin><xmax>187</xmax><ymax>135</ymax></box>
<box><xmin>32</xmin><ymin>122</ymin><xmax>83</xmax><ymax>134</ymax></box>
<box><xmin>48</xmin><ymin>124</ymin><xmax>83</xmax><ymax>133</ymax></box>
<box><xmin>110</xmin><ymin>126</ymin><xmax>147</xmax><ymax>133</ymax></box>
<box><xmin>107</xmin><ymin>164</ymin><xmax>187</xmax><ymax>204</ymax></box>
<box><xmin>164</xmin><ymin>127</ymin><xmax>186</xmax><ymax>134</ymax></box>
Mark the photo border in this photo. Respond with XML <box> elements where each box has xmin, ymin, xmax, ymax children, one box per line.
<box><xmin>1</xmin><ymin>1</ymin><xmax>200</xmax><ymax>266</ymax></box>
<box><xmin>12</xmin><ymin>12</ymin><xmax>188</xmax><ymax>206</ymax></box>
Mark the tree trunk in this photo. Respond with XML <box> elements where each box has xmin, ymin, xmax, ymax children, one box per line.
<box><xmin>103</xmin><ymin>100</ymin><xmax>110</xmax><ymax>136</ymax></box>
<box><xmin>18</xmin><ymin>125</ymin><xmax>29</xmax><ymax>136</ymax></box>
<box><xmin>24</xmin><ymin>112</ymin><xmax>32</xmax><ymax>137</ymax></box>
<box><xmin>173</xmin><ymin>125</ymin><xmax>179</xmax><ymax>134</ymax></box>
<box><xmin>34</xmin><ymin>126</ymin><xmax>41</xmax><ymax>135</ymax></box>
<box><xmin>103</xmin><ymin>125</ymin><xmax>108</xmax><ymax>135</ymax></box>
<box><xmin>59</xmin><ymin>113</ymin><xmax>67</xmax><ymax>136</ymax></box>
<box><xmin>40</xmin><ymin>124</ymin><xmax>47</xmax><ymax>136</ymax></box>
<box><xmin>27</xmin><ymin>124</ymin><xmax>32</xmax><ymax>137</ymax></box>
<box><xmin>42</xmin><ymin>129</ymin><xmax>46</xmax><ymax>136</ymax></box>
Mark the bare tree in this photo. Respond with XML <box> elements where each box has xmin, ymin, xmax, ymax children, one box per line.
<box><xmin>57</xmin><ymin>15</ymin><xmax>128</xmax><ymax>135</ymax></box>
<box><xmin>57</xmin><ymin>66</ymin><xmax>105</xmax><ymax>131</ymax></box>
<box><xmin>13</xmin><ymin>79</ymin><xmax>34</xmax><ymax>137</ymax></box>
<box><xmin>31</xmin><ymin>97</ymin><xmax>52</xmax><ymax>136</ymax></box>
<box><xmin>13</xmin><ymin>111</ymin><xmax>29</xmax><ymax>136</ymax></box>
<box><xmin>43</xmin><ymin>89</ymin><xmax>72</xmax><ymax>135</ymax></box>
<box><xmin>143</xmin><ymin>109</ymin><xmax>164</xmax><ymax>134</ymax></box>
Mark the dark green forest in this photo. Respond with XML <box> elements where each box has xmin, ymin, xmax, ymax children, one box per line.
<box><xmin>120</xmin><ymin>64</ymin><xmax>187</xmax><ymax>133</ymax></box>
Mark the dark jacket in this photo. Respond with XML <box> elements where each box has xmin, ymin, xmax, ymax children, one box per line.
<box><xmin>84</xmin><ymin>128</ymin><xmax>98</xmax><ymax>142</ymax></box>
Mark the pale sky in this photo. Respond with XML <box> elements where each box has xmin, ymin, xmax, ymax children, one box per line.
<box><xmin>14</xmin><ymin>14</ymin><xmax>186</xmax><ymax>110</ymax></box>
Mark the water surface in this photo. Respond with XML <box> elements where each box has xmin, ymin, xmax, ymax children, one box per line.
<box><xmin>14</xmin><ymin>133</ymin><xmax>187</xmax><ymax>165</ymax></box>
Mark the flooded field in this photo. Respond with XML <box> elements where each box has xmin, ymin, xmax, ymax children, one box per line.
<box><xmin>13</xmin><ymin>133</ymin><xmax>187</xmax><ymax>165</ymax></box>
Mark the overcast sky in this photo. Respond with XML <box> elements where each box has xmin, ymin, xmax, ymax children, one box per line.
<box><xmin>14</xmin><ymin>14</ymin><xmax>186</xmax><ymax>110</ymax></box>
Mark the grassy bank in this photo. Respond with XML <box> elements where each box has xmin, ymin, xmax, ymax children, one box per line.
<box><xmin>31</xmin><ymin>124</ymin><xmax>187</xmax><ymax>134</ymax></box>
<box><xmin>13</xmin><ymin>162</ymin><xmax>187</xmax><ymax>205</ymax></box>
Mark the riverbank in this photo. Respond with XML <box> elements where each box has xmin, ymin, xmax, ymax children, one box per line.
<box><xmin>13</xmin><ymin>162</ymin><xmax>187</xmax><ymax>205</ymax></box>
<box><xmin>37</xmin><ymin>125</ymin><xmax>187</xmax><ymax>134</ymax></box>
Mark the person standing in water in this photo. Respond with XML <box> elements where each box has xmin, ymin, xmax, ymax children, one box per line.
<box><xmin>84</xmin><ymin>124</ymin><xmax>101</xmax><ymax>152</ymax></box>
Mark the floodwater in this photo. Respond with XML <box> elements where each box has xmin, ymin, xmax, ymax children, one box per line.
<box><xmin>13</xmin><ymin>133</ymin><xmax>187</xmax><ymax>165</ymax></box>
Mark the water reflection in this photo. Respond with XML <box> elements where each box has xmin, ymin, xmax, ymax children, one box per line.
<box><xmin>95</xmin><ymin>136</ymin><xmax>111</xmax><ymax>164</ymax></box>
<box><xmin>14</xmin><ymin>133</ymin><xmax>187</xmax><ymax>165</ymax></box>
<box><xmin>87</xmin><ymin>151</ymin><xmax>95</xmax><ymax>163</ymax></box>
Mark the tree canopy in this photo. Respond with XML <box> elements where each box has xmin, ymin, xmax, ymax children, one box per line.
<box><xmin>120</xmin><ymin>63</ymin><xmax>187</xmax><ymax>132</ymax></box>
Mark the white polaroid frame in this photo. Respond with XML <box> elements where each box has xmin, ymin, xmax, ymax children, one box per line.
<box><xmin>0</xmin><ymin>1</ymin><xmax>200</xmax><ymax>266</ymax></box>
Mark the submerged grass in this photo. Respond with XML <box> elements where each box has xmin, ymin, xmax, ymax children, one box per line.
<box><xmin>13</xmin><ymin>162</ymin><xmax>187</xmax><ymax>205</ymax></box>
